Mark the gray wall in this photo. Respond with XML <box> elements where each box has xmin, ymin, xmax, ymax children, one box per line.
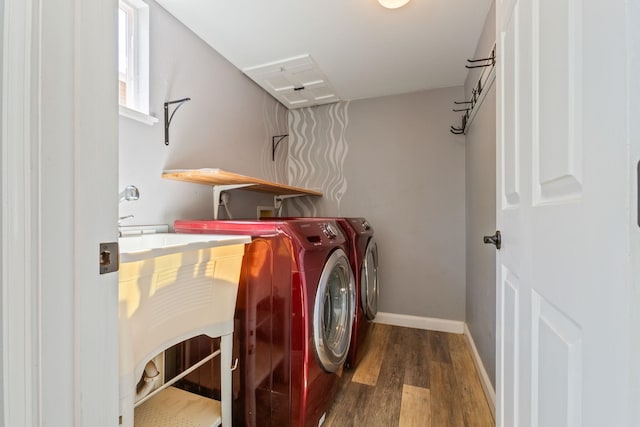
<box><xmin>464</xmin><ymin>0</ymin><xmax>496</xmax><ymax>387</ymax></box>
<box><xmin>119</xmin><ymin>0</ymin><xmax>495</xmax><ymax>379</ymax></box>
<box><xmin>287</xmin><ymin>88</ymin><xmax>467</xmax><ymax>321</ymax></box>
<box><xmin>119</xmin><ymin>0</ymin><xmax>288</xmax><ymax>227</ymax></box>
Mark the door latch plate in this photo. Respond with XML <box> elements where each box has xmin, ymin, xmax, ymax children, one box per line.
<box><xmin>100</xmin><ymin>242</ymin><xmax>119</xmax><ymax>274</ymax></box>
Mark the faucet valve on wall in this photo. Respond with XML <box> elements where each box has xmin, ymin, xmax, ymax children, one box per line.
<box><xmin>119</xmin><ymin>185</ymin><xmax>139</xmax><ymax>202</ymax></box>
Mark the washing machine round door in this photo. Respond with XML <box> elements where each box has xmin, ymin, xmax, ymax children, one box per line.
<box><xmin>313</xmin><ymin>248</ymin><xmax>355</xmax><ymax>373</ymax></box>
<box><xmin>361</xmin><ymin>238</ymin><xmax>379</xmax><ymax>321</ymax></box>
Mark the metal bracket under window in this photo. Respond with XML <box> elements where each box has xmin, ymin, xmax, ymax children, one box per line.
<box><xmin>164</xmin><ymin>98</ymin><xmax>191</xmax><ymax>146</ymax></box>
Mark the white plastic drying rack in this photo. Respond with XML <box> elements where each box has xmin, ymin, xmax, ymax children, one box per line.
<box><xmin>162</xmin><ymin>168</ymin><xmax>323</xmax><ymax>219</ymax></box>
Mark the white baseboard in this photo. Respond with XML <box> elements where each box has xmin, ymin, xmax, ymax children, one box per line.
<box><xmin>464</xmin><ymin>323</ymin><xmax>496</xmax><ymax>418</ymax></box>
<box><xmin>373</xmin><ymin>312</ymin><xmax>465</xmax><ymax>334</ymax></box>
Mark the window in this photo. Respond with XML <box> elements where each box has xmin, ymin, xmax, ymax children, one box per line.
<box><xmin>118</xmin><ymin>0</ymin><xmax>156</xmax><ymax>124</ymax></box>
<box><xmin>118</xmin><ymin>2</ymin><xmax>134</xmax><ymax>106</ymax></box>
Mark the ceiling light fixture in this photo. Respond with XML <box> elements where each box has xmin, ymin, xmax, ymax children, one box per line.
<box><xmin>378</xmin><ymin>0</ymin><xmax>410</xmax><ymax>9</ymax></box>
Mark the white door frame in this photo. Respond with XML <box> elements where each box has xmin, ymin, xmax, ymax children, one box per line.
<box><xmin>2</xmin><ymin>0</ymin><xmax>40</xmax><ymax>423</ymax></box>
<box><xmin>2</xmin><ymin>0</ymin><xmax>119</xmax><ymax>425</ymax></box>
<box><xmin>629</xmin><ymin>2</ymin><xmax>640</xmax><ymax>426</ymax></box>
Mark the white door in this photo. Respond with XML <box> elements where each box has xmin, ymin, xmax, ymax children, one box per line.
<box><xmin>2</xmin><ymin>0</ymin><xmax>119</xmax><ymax>425</ymax></box>
<box><xmin>496</xmin><ymin>0</ymin><xmax>634</xmax><ymax>426</ymax></box>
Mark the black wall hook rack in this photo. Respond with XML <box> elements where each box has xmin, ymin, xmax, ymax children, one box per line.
<box><xmin>450</xmin><ymin>114</ymin><xmax>468</xmax><ymax>135</ymax></box>
<box><xmin>450</xmin><ymin>44</ymin><xmax>496</xmax><ymax>136</ymax></box>
<box><xmin>272</xmin><ymin>134</ymin><xmax>289</xmax><ymax>161</ymax></box>
<box><xmin>164</xmin><ymin>97</ymin><xmax>191</xmax><ymax>146</ymax></box>
<box><xmin>465</xmin><ymin>46</ymin><xmax>496</xmax><ymax>69</ymax></box>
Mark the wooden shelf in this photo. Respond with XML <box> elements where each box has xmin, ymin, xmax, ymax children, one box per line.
<box><xmin>162</xmin><ymin>168</ymin><xmax>322</xmax><ymax>197</ymax></box>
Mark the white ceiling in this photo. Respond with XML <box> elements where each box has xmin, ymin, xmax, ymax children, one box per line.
<box><xmin>155</xmin><ymin>0</ymin><xmax>493</xmax><ymax>106</ymax></box>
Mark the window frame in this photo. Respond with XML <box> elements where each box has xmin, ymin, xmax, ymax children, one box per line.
<box><xmin>118</xmin><ymin>0</ymin><xmax>157</xmax><ymax>125</ymax></box>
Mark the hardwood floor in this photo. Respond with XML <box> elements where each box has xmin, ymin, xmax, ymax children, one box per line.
<box><xmin>324</xmin><ymin>324</ymin><xmax>494</xmax><ymax>427</ymax></box>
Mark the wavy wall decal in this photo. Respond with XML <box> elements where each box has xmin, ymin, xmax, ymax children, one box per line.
<box><xmin>287</xmin><ymin>101</ymin><xmax>350</xmax><ymax>216</ymax></box>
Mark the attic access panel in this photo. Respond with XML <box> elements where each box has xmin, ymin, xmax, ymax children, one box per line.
<box><xmin>243</xmin><ymin>54</ymin><xmax>340</xmax><ymax>109</ymax></box>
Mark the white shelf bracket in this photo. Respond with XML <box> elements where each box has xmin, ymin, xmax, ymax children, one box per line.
<box><xmin>213</xmin><ymin>184</ymin><xmax>254</xmax><ymax>219</ymax></box>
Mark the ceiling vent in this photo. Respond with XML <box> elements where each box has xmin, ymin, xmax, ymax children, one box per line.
<box><xmin>243</xmin><ymin>54</ymin><xmax>340</xmax><ymax>109</ymax></box>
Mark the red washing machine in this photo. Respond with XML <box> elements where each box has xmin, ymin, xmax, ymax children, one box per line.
<box><xmin>339</xmin><ymin>218</ymin><xmax>379</xmax><ymax>368</ymax></box>
<box><xmin>264</xmin><ymin>217</ymin><xmax>379</xmax><ymax>368</ymax></box>
<box><xmin>174</xmin><ymin>219</ymin><xmax>356</xmax><ymax>427</ymax></box>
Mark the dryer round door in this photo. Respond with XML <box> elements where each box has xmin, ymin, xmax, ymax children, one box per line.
<box><xmin>313</xmin><ymin>248</ymin><xmax>355</xmax><ymax>373</ymax></box>
<box><xmin>360</xmin><ymin>238</ymin><xmax>379</xmax><ymax>321</ymax></box>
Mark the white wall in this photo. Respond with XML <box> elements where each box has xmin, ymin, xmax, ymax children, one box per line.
<box><xmin>119</xmin><ymin>0</ymin><xmax>288</xmax><ymax>227</ymax></box>
<box><xmin>287</xmin><ymin>87</ymin><xmax>467</xmax><ymax>321</ymax></box>
<box><xmin>464</xmin><ymin>0</ymin><xmax>496</xmax><ymax>387</ymax></box>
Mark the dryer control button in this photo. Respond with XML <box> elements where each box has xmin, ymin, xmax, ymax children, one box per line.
<box><xmin>321</xmin><ymin>223</ymin><xmax>338</xmax><ymax>239</ymax></box>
